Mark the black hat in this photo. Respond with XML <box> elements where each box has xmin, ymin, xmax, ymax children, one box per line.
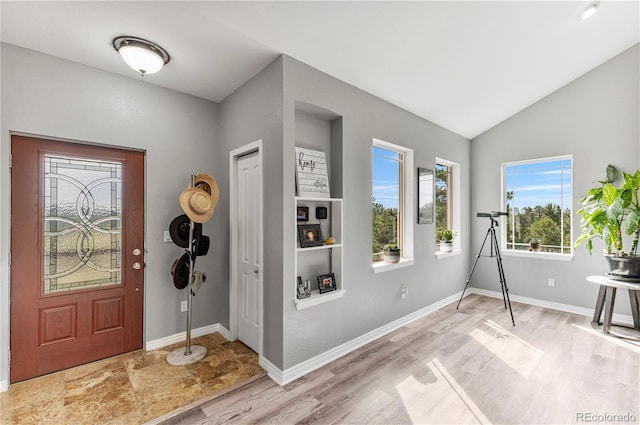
<box><xmin>170</xmin><ymin>252</ymin><xmax>191</xmax><ymax>289</ymax></box>
<box><xmin>169</xmin><ymin>214</ymin><xmax>202</xmax><ymax>248</ymax></box>
<box><xmin>194</xmin><ymin>235</ymin><xmax>210</xmax><ymax>257</ymax></box>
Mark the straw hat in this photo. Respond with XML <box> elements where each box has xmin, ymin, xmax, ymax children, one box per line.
<box><xmin>179</xmin><ymin>173</ymin><xmax>219</xmax><ymax>223</ymax></box>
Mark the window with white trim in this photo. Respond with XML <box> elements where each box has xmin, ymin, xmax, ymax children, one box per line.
<box><xmin>502</xmin><ymin>156</ymin><xmax>572</xmax><ymax>255</ymax></box>
<box><xmin>435</xmin><ymin>158</ymin><xmax>460</xmax><ymax>253</ymax></box>
<box><xmin>372</xmin><ymin>139</ymin><xmax>414</xmax><ymax>263</ymax></box>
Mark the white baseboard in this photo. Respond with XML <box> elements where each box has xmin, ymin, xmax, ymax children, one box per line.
<box><xmin>145</xmin><ymin>323</ymin><xmax>231</xmax><ymax>351</ymax></box>
<box><xmin>468</xmin><ymin>288</ymin><xmax>635</xmax><ymax>326</ymax></box>
<box><xmin>1</xmin><ymin>379</ymin><xmax>8</xmax><ymax>392</ymax></box>
<box><xmin>258</xmin><ymin>356</ymin><xmax>283</xmax><ymax>385</ymax></box>
<box><xmin>270</xmin><ymin>291</ymin><xmax>466</xmax><ymax>386</ymax></box>
<box><xmin>215</xmin><ymin>324</ymin><xmax>233</xmax><ymax>341</ymax></box>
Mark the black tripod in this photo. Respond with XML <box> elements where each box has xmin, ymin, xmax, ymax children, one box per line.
<box><xmin>457</xmin><ymin>212</ymin><xmax>515</xmax><ymax>326</ymax></box>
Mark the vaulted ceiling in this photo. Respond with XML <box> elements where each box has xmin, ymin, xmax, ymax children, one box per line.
<box><xmin>1</xmin><ymin>1</ymin><xmax>638</xmax><ymax>138</ymax></box>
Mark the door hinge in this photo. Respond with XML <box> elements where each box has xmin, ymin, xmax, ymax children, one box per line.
<box><xmin>9</xmin><ymin>154</ymin><xmax>12</xmax><ymax>168</ymax></box>
<box><xmin>7</xmin><ymin>251</ymin><xmax>10</xmax><ymax>267</ymax></box>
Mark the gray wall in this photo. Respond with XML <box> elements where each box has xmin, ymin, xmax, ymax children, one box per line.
<box><xmin>218</xmin><ymin>57</ymin><xmax>285</xmax><ymax>368</ymax></box>
<box><xmin>0</xmin><ymin>44</ymin><xmax>224</xmax><ymax>384</ymax></box>
<box><xmin>471</xmin><ymin>44</ymin><xmax>639</xmax><ymax>315</ymax></box>
<box><xmin>281</xmin><ymin>57</ymin><xmax>471</xmax><ymax>369</ymax></box>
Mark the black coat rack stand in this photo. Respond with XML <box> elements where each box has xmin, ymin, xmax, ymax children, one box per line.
<box><xmin>167</xmin><ymin>174</ymin><xmax>208</xmax><ymax>366</ymax></box>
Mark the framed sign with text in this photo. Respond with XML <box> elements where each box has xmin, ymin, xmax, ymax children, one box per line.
<box><xmin>295</xmin><ymin>147</ymin><xmax>330</xmax><ymax>198</ymax></box>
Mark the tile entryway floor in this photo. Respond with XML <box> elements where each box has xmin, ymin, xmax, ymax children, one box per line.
<box><xmin>0</xmin><ymin>333</ymin><xmax>265</xmax><ymax>424</ymax></box>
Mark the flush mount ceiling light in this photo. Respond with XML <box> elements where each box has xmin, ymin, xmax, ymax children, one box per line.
<box><xmin>580</xmin><ymin>1</ymin><xmax>600</xmax><ymax>20</ymax></box>
<box><xmin>112</xmin><ymin>36</ymin><xmax>170</xmax><ymax>76</ymax></box>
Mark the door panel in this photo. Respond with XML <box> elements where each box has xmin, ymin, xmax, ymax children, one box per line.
<box><xmin>38</xmin><ymin>304</ymin><xmax>77</xmax><ymax>345</ymax></box>
<box><xmin>236</xmin><ymin>151</ymin><xmax>261</xmax><ymax>352</ymax></box>
<box><xmin>10</xmin><ymin>135</ymin><xmax>144</xmax><ymax>383</ymax></box>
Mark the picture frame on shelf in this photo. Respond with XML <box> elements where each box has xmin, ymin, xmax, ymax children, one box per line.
<box><xmin>316</xmin><ymin>206</ymin><xmax>328</xmax><ymax>220</ymax></box>
<box><xmin>297</xmin><ymin>276</ymin><xmax>311</xmax><ymax>299</ymax></box>
<box><xmin>317</xmin><ymin>272</ymin><xmax>337</xmax><ymax>294</ymax></box>
<box><xmin>298</xmin><ymin>223</ymin><xmax>324</xmax><ymax>248</ymax></box>
<box><xmin>296</xmin><ymin>206</ymin><xmax>309</xmax><ymax>222</ymax></box>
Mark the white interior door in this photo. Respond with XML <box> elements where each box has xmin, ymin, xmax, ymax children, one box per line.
<box><xmin>236</xmin><ymin>151</ymin><xmax>261</xmax><ymax>352</ymax></box>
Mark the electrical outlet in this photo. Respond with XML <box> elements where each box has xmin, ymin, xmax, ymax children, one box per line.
<box><xmin>401</xmin><ymin>285</ymin><xmax>408</xmax><ymax>300</ymax></box>
<box><xmin>164</xmin><ymin>230</ymin><xmax>172</xmax><ymax>243</ymax></box>
<box><xmin>180</xmin><ymin>300</ymin><xmax>188</xmax><ymax>312</ymax></box>
<box><xmin>548</xmin><ymin>278</ymin><xmax>556</xmax><ymax>287</ymax></box>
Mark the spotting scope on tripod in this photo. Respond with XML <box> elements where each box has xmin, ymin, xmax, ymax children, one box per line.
<box><xmin>456</xmin><ymin>211</ymin><xmax>515</xmax><ymax>326</ymax></box>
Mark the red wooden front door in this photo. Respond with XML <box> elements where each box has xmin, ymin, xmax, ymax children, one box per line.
<box><xmin>10</xmin><ymin>135</ymin><xmax>144</xmax><ymax>383</ymax></box>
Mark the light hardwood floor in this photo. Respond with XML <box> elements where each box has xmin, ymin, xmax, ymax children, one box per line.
<box><xmin>156</xmin><ymin>295</ymin><xmax>640</xmax><ymax>425</ymax></box>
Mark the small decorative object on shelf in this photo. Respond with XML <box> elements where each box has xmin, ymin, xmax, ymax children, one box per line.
<box><xmin>383</xmin><ymin>244</ymin><xmax>401</xmax><ymax>263</ymax></box>
<box><xmin>296</xmin><ymin>276</ymin><xmax>311</xmax><ymax>299</ymax></box>
<box><xmin>529</xmin><ymin>238</ymin><xmax>541</xmax><ymax>252</ymax></box>
<box><xmin>316</xmin><ymin>206</ymin><xmax>328</xmax><ymax>219</ymax></box>
<box><xmin>317</xmin><ymin>273</ymin><xmax>337</xmax><ymax>293</ymax></box>
<box><xmin>325</xmin><ymin>236</ymin><xmax>335</xmax><ymax>245</ymax></box>
<box><xmin>298</xmin><ymin>223</ymin><xmax>324</xmax><ymax>248</ymax></box>
<box><xmin>296</xmin><ymin>206</ymin><xmax>309</xmax><ymax>222</ymax></box>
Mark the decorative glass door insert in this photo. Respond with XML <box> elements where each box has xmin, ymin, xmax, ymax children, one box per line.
<box><xmin>43</xmin><ymin>155</ymin><xmax>122</xmax><ymax>294</ymax></box>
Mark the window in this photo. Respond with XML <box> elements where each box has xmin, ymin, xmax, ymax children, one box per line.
<box><xmin>372</xmin><ymin>139</ymin><xmax>413</xmax><ymax>265</ymax></box>
<box><xmin>502</xmin><ymin>156</ymin><xmax>572</xmax><ymax>255</ymax></box>
<box><xmin>435</xmin><ymin>158</ymin><xmax>460</xmax><ymax>253</ymax></box>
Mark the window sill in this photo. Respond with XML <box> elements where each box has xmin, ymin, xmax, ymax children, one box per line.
<box><xmin>372</xmin><ymin>258</ymin><xmax>415</xmax><ymax>273</ymax></box>
<box><xmin>502</xmin><ymin>250</ymin><xmax>573</xmax><ymax>261</ymax></box>
<box><xmin>435</xmin><ymin>249</ymin><xmax>461</xmax><ymax>259</ymax></box>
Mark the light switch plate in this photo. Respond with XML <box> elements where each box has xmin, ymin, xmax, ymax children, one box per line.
<box><xmin>163</xmin><ymin>230</ymin><xmax>172</xmax><ymax>243</ymax></box>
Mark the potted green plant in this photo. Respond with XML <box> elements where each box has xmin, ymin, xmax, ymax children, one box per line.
<box><xmin>529</xmin><ymin>238</ymin><xmax>541</xmax><ymax>252</ymax></box>
<box><xmin>575</xmin><ymin>164</ymin><xmax>640</xmax><ymax>277</ymax></box>
<box><xmin>438</xmin><ymin>229</ymin><xmax>457</xmax><ymax>253</ymax></box>
<box><xmin>382</xmin><ymin>244</ymin><xmax>401</xmax><ymax>263</ymax></box>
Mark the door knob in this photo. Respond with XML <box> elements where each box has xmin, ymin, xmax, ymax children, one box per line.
<box><xmin>132</xmin><ymin>262</ymin><xmax>142</xmax><ymax>270</ymax></box>
<box><xmin>133</xmin><ymin>248</ymin><xmax>142</xmax><ymax>256</ymax></box>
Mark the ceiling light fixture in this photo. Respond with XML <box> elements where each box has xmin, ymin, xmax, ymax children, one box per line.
<box><xmin>112</xmin><ymin>36</ymin><xmax>170</xmax><ymax>76</ymax></box>
<box><xmin>580</xmin><ymin>1</ymin><xmax>600</xmax><ymax>20</ymax></box>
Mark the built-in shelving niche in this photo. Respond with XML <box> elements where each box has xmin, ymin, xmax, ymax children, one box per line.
<box><xmin>294</xmin><ymin>102</ymin><xmax>344</xmax><ymax>310</ymax></box>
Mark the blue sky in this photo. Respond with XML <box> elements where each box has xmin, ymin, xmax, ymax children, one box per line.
<box><xmin>373</xmin><ymin>153</ymin><xmax>570</xmax><ymax>253</ymax></box>
<box><xmin>372</xmin><ymin>146</ymin><xmax>400</xmax><ymax>209</ymax></box>
<box><xmin>373</xmin><ymin>150</ymin><xmax>571</xmax><ymax>210</ymax></box>
<box><xmin>505</xmin><ymin>158</ymin><xmax>571</xmax><ymax>209</ymax></box>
